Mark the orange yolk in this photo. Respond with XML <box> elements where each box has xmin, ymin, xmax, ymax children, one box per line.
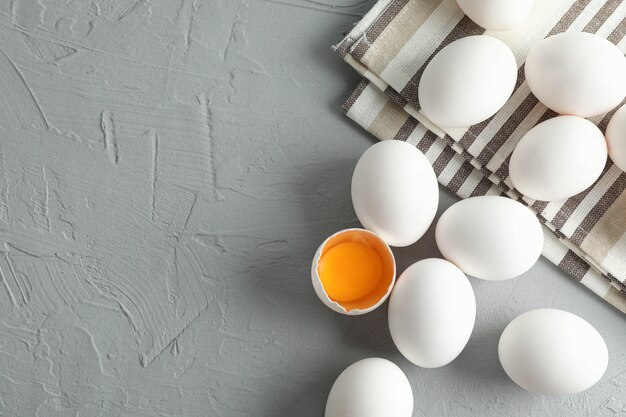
<box><xmin>318</xmin><ymin>241</ymin><xmax>383</xmax><ymax>302</ymax></box>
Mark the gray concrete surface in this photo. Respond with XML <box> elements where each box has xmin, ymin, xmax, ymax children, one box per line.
<box><xmin>0</xmin><ymin>0</ymin><xmax>623</xmax><ymax>416</ymax></box>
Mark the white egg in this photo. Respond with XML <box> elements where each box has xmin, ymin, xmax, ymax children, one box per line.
<box><xmin>436</xmin><ymin>196</ymin><xmax>543</xmax><ymax>280</ymax></box>
<box><xmin>499</xmin><ymin>309</ymin><xmax>608</xmax><ymax>395</ymax></box>
<box><xmin>351</xmin><ymin>140</ymin><xmax>438</xmax><ymax>247</ymax></box>
<box><xmin>325</xmin><ymin>358</ymin><xmax>413</xmax><ymax>417</ymax></box>
<box><xmin>388</xmin><ymin>259</ymin><xmax>476</xmax><ymax>368</ymax></box>
<box><xmin>525</xmin><ymin>32</ymin><xmax>626</xmax><ymax>117</ymax></box>
<box><xmin>606</xmin><ymin>105</ymin><xmax>626</xmax><ymax>173</ymax></box>
<box><xmin>510</xmin><ymin>116</ymin><xmax>607</xmax><ymax>201</ymax></box>
<box><xmin>456</xmin><ymin>0</ymin><xmax>534</xmax><ymax>31</ymax></box>
<box><xmin>419</xmin><ymin>35</ymin><xmax>517</xmax><ymax>128</ymax></box>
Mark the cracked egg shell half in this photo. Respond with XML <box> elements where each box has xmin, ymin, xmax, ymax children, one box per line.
<box><xmin>311</xmin><ymin>228</ymin><xmax>396</xmax><ymax>315</ymax></box>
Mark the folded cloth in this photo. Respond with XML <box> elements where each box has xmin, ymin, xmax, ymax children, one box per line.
<box><xmin>335</xmin><ymin>0</ymin><xmax>626</xmax><ymax>313</ymax></box>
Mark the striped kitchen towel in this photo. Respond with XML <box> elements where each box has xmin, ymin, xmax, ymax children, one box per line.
<box><xmin>335</xmin><ymin>0</ymin><xmax>626</xmax><ymax>313</ymax></box>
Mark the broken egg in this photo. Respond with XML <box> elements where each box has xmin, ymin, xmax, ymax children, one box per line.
<box><xmin>311</xmin><ymin>228</ymin><xmax>395</xmax><ymax>315</ymax></box>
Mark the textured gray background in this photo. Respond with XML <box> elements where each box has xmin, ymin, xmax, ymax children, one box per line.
<box><xmin>0</xmin><ymin>0</ymin><xmax>624</xmax><ymax>416</ymax></box>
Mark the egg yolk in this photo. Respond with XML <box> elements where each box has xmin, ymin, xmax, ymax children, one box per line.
<box><xmin>318</xmin><ymin>241</ymin><xmax>383</xmax><ymax>302</ymax></box>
